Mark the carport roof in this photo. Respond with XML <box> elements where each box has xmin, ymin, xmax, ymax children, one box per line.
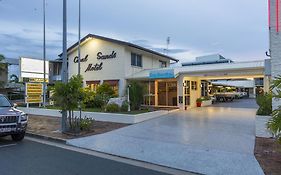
<box><xmin>126</xmin><ymin>60</ymin><xmax>265</xmax><ymax>80</ymax></box>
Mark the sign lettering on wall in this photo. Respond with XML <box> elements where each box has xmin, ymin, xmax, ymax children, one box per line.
<box><xmin>73</xmin><ymin>51</ymin><xmax>117</xmax><ymax>72</ymax></box>
<box><xmin>74</xmin><ymin>55</ymin><xmax>88</xmax><ymax>63</ymax></box>
<box><xmin>97</xmin><ymin>51</ymin><xmax>117</xmax><ymax>60</ymax></box>
<box><xmin>85</xmin><ymin>62</ymin><xmax>103</xmax><ymax>72</ymax></box>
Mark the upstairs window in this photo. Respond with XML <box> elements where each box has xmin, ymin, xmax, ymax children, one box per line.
<box><xmin>131</xmin><ymin>53</ymin><xmax>142</xmax><ymax>67</ymax></box>
<box><xmin>159</xmin><ymin>60</ymin><xmax>167</xmax><ymax>68</ymax></box>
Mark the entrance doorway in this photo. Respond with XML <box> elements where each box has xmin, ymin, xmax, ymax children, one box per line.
<box><xmin>158</xmin><ymin>81</ymin><xmax>177</xmax><ymax>106</ymax></box>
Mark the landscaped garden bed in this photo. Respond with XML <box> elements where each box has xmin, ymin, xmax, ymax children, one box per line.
<box><xmin>255</xmin><ymin>137</ymin><xmax>281</xmax><ymax>175</ymax></box>
<box><xmin>27</xmin><ymin>115</ymin><xmax>129</xmax><ymax>140</ymax></box>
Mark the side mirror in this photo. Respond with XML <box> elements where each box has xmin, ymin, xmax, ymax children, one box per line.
<box><xmin>13</xmin><ymin>103</ymin><xmax>18</xmax><ymax>108</ymax></box>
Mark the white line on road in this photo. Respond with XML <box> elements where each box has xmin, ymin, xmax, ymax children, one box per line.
<box><xmin>26</xmin><ymin>137</ymin><xmax>197</xmax><ymax>175</ymax></box>
<box><xmin>0</xmin><ymin>143</ymin><xmax>17</xmax><ymax>148</ymax></box>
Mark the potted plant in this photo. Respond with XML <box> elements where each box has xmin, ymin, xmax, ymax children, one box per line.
<box><xmin>196</xmin><ymin>97</ymin><xmax>212</xmax><ymax>107</ymax></box>
<box><xmin>196</xmin><ymin>97</ymin><xmax>204</xmax><ymax>107</ymax></box>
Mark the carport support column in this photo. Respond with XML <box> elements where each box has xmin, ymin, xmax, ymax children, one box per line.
<box><xmin>155</xmin><ymin>80</ymin><xmax>158</xmax><ymax>106</ymax></box>
<box><xmin>263</xmin><ymin>76</ymin><xmax>270</xmax><ymax>93</ymax></box>
<box><xmin>177</xmin><ymin>75</ymin><xmax>185</xmax><ymax>110</ymax></box>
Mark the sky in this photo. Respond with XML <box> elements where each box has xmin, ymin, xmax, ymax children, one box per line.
<box><xmin>0</xmin><ymin>0</ymin><xmax>269</xmax><ymax>64</ymax></box>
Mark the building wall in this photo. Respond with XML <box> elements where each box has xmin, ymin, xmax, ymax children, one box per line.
<box><xmin>270</xmin><ymin>0</ymin><xmax>281</xmax><ymax>109</ymax></box>
<box><xmin>186</xmin><ymin>77</ymin><xmax>201</xmax><ymax>108</ymax></box>
<box><xmin>67</xmin><ymin>38</ymin><xmax>171</xmax><ymax>96</ymax></box>
<box><xmin>177</xmin><ymin>75</ymin><xmax>201</xmax><ymax>110</ymax></box>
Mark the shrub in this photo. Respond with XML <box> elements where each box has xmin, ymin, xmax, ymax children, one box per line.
<box><xmin>83</xmin><ymin>88</ymin><xmax>96</xmax><ymax>108</ymax></box>
<box><xmin>96</xmin><ymin>83</ymin><xmax>116</xmax><ymax>107</ymax></box>
<box><xmin>80</xmin><ymin>118</ymin><xmax>94</xmax><ymax>131</ymax></box>
<box><xmin>256</xmin><ymin>93</ymin><xmax>272</xmax><ymax>115</ymax></box>
<box><xmin>120</xmin><ymin>101</ymin><xmax>129</xmax><ymax>112</ymax></box>
<box><xmin>268</xmin><ymin>109</ymin><xmax>281</xmax><ymax>143</ymax></box>
<box><xmin>96</xmin><ymin>83</ymin><xmax>116</xmax><ymax>98</ymax></box>
<box><xmin>268</xmin><ymin>75</ymin><xmax>281</xmax><ymax>142</ymax></box>
<box><xmin>106</xmin><ymin>103</ymin><xmax>120</xmax><ymax>113</ymax></box>
<box><xmin>129</xmin><ymin>81</ymin><xmax>144</xmax><ymax>110</ymax></box>
<box><xmin>92</xmin><ymin>94</ymin><xmax>106</xmax><ymax>108</ymax></box>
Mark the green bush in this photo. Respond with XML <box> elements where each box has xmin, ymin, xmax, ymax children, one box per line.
<box><xmin>83</xmin><ymin>88</ymin><xmax>96</xmax><ymax>108</ymax></box>
<box><xmin>129</xmin><ymin>81</ymin><xmax>144</xmax><ymax>110</ymax></box>
<box><xmin>268</xmin><ymin>75</ymin><xmax>281</xmax><ymax>143</ymax></box>
<box><xmin>120</xmin><ymin>101</ymin><xmax>129</xmax><ymax>112</ymax></box>
<box><xmin>256</xmin><ymin>93</ymin><xmax>272</xmax><ymax>115</ymax></box>
<box><xmin>106</xmin><ymin>103</ymin><xmax>120</xmax><ymax>113</ymax></box>
<box><xmin>92</xmin><ymin>94</ymin><xmax>106</xmax><ymax>108</ymax></box>
<box><xmin>95</xmin><ymin>83</ymin><xmax>116</xmax><ymax>107</ymax></box>
<box><xmin>80</xmin><ymin>118</ymin><xmax>94</xmax><ymax>131</ymax></box>
<box><xmin>96</xmin><ymin>83</ymin><xmax>116</xmax><ymax>98</ymax></box>
<box><xmin>268</xmin><ymin>109</ymin><xmax>281</xmax><ymax>142</ymax></box>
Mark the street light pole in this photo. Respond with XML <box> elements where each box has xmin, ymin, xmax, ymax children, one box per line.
<box><xmin>61</xmin><ymin>0</ymin><xmax>68</xmax><ymax>132</ymax></box>
<box><xmin>43</xmin><ymin>0</ymin><xmax>46</xmax><ymax>107</ymax></box>
<box><xmin>78</xmin><ymin>0</ymin><xmax>81</xmax><ymax>76</ymax></box>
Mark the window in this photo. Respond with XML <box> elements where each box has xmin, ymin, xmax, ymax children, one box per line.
<box><xmin>103</xmin><ymin>80</ymin><xmax>119</xmax><ymax>96</ymax></box>
<box><xmin>159</xmin><ymin>60</ymin><xmax>167</xmax><ymax>68</ymax></box>
<box><xmin>86</xmin><ymin>81</ymin><xmax>100</xmax><ymax>92</ymax></box>
<box><xmin>131</xmin><ymin>53</ymin><xmax>142</xmax><ymax>67</ymax></box>
<box><xmin>191</xmin><ymin>81</ymin><xmax>197</xmax><ymax>90</ymax></box>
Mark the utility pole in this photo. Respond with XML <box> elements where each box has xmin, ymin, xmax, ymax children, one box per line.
<box><xmin>78</xmin><ymin>0</ymin><xmax>82</xmax><ymax>120</ymax></box>
<box><xmin>61</xmin><ymin>0</ymin><xmax>68</xmax><ymax>132</ymax></box>
<box><xmin>43</xmin><ymin>0</ymin><xmax>46</xmax><ymax>107</ymax></box>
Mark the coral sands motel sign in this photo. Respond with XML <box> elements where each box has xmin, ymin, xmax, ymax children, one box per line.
<box><xmin>73</xmin><ymin>51</ymin><xmax>117</xmax><ymax>72</ymax></box>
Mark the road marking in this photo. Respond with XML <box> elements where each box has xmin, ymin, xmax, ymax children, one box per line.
<box><xmin>0</xmin><ymin>143</ymin><xmax>17</xmax><ymax>148</ymax></box>
<box><xmin>26</xmin><ymin>137</ymin><xmax>198</xmax><ymax>175</ymax></box>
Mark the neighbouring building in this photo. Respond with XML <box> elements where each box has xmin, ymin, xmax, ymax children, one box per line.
<box><xmin>182</xmin><ymin>54</ymin><xmax>233</xmax><ymax>66</ymax></box>
<box><xmin>19</xmin><ymin>57</ymin><xmax>49</xmax><ymax>83</ymax></box>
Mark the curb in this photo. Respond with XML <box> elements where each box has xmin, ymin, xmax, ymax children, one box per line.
<box><xmin>26</xmin><ymin>132</ymin><xmax>67</xmax><ymax>144</ymax></box>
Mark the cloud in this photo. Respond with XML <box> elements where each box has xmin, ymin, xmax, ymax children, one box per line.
<box><xmin>0</xmin><ymin>0</ymin><xmax>269</xmax><ymax>62</ymax></box>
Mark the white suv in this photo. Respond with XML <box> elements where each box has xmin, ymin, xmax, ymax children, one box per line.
<box><xmin>0</xmin><ymin>94</ymin><xmax>28</xmax><ymax>141</ymax></box>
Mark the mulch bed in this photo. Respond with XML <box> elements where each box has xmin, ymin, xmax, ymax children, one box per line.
<box><xmin>255</xmin><ymin>137</ymin><xmax>281</xmax><ymax>175</ymax></box>
<box><xmin>27</xmin><ymin>115</ymin><xmax>129</xmax><ymax>140</ymax></box>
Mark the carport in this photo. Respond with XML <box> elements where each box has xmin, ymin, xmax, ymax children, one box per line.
<box><xmin>128</xmin><ymin>60</ymin><xmax>269</xmax><ymax>110</ymax></box>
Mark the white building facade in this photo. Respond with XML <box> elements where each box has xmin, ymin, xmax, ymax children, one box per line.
<box><xmin>66</xmin><ymin>34</ymin><xmax>178</xmax><ymax>96</ymax></box>
<box><xmin>64</xmin><ymin>34</ymin><xmax>269</xmax><ymax>110</ymax></box>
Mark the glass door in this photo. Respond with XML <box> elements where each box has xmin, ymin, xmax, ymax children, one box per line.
<box><xmin>184</xmin><ymin>80</ymin><xmax>190</xmax><ymax>110</ymax></box>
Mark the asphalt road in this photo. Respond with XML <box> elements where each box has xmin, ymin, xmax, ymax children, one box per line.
<box><xmin>0</xmin><ymin>137</ymin><xmax>172</xmax><ymax>175</ymax></box>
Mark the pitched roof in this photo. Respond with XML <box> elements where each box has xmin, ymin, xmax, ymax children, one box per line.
<box><xmin>58</xmin><ymin>34</ymin><xmax>179</xmax><ymax>62</ymax></box>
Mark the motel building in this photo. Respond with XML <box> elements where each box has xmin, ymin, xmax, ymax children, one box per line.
<box><xmin>64</xmin><ymin>34</ymin><xmax>271</xmax><ymax>110</ymax></box>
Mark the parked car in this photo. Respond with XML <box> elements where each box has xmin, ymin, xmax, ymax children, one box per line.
<box><xmin>0</xmin><ymin>94</ymin><xmax>28</xmax><ymax>141</ymax></box>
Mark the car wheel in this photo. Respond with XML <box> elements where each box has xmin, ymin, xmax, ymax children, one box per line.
<box><xmin>11</xmin><ymin>132</ymin><xmax>25</xmax><ymax>141</ymax></box>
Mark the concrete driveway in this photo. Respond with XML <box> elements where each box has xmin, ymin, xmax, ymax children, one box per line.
<box><xmin>68</xmin><ymin>99</ymin><xmax>264</xmax><ymax>175</ymax></box>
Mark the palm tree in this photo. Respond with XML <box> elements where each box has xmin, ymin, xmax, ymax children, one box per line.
<box><xmin>268</xmin><ymin>75</ymin><xmax>281</xmax><ymax>142</ymax></box>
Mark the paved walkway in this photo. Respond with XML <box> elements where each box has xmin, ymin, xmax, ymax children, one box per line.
<box><xmin>68</xmin><ymin>99</ymin><xmax>264</xmax><ymax>175</ymax></box>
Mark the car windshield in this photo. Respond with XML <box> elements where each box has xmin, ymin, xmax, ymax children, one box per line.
<box><xmin>0</xmin><ymin>96</ymin><xmax>12</xmax><ymax>107</ymax></box>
